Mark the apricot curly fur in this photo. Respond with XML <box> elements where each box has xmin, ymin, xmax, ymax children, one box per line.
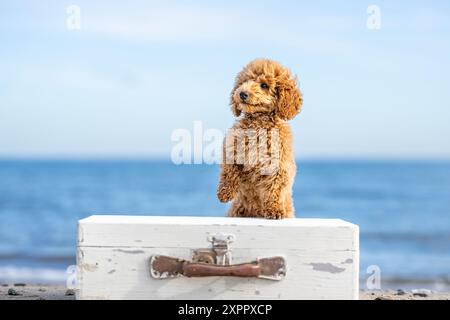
<box><xmin>217</xmin><ymin>59</ymin><xmax>303</xmax><ymax>219</ymax></box>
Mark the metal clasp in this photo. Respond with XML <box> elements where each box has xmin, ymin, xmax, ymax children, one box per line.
<box><xmin>192</xmin><ymin>233</ymin><xmax>235</xmax><ymax>265</ymax></box>
<box><xmin>208</xmin><ymin>233</ymin><xmax>235</xmax><ymax>265</ymax></box>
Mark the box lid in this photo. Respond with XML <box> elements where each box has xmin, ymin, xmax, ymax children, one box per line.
<box><xmin>78</xmin><ymin>215</ymin><xmax>358</xmax><ymax>251</ymax></box>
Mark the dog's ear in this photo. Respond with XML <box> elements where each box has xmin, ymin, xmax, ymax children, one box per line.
<box><xmin>230</xmin><ymin>100</ymin><xmax>241</xmax><ymax>117</ymax></box>
<box><xmin>276</xmin><ymin>76</ymin><xmax>302</xmax><ymax>120</ymax></box>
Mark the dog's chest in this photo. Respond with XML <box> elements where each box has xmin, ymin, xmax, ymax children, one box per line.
<box><xmin>77</xmin><ymin>215</ymin><xmax>359</xmax><ymax>299</ymax></box>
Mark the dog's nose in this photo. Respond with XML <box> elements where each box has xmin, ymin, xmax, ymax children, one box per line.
<box><xmin>239</xmin><ymin>91</ymin><xmax>249</xmax><ymax>101</ymax></box>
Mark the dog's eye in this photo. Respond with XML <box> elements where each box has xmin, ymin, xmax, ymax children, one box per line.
<box><xmin>260</xmin><ymin>83</ymin><xmax>269</xmax><ymax>89</ymax></box>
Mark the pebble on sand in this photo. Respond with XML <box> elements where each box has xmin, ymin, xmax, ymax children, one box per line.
<box><xmin>65</xmin><ymin>289</ymin><xmax>75</xmax><ymax>296</ymax></box>
<box><xmin>8</xmin><ymin>288</ymin><xmax>22</xmax><ymax>296</ymax></box>
<box><xmin>412</xmin><ymin>289</ymin><xmax>432</xmax><ymax>297</ymax></box>
<box><xmin>396</xmin><ymin>289</ymin><xmax>406</xmax><ymax>295</ymax></box>
<box><xmin>375</xmin><ymin>296</ymin><xmax>392</xmax><ymax>300</ymax></box>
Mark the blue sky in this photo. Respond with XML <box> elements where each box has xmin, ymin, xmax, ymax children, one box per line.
<box><xmin>1</xmin><ymin>0</ymin><xmax>450</xmax><ymax>159</ymax></box>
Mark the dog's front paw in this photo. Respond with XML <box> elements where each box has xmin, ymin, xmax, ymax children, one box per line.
<box><xmin>217</xmin><ymin>184</ymin><xmax>236</xmax><ymax>203</ymax></box>
<box><xmin>264</xmin><ymin>204</ymin><xmax>286</xmax><ymax>219</ymax></box>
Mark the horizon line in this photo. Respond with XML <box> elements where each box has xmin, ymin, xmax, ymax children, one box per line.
<box><xmin>0</xmin><ymin>156</ymin><xmax>449</xmax><ymax>163</ymax></box>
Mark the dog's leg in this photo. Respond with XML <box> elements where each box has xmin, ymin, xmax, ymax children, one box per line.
<box><xmin>217</xmin><ymin>164</ymin><xmax>241</xmax><ymax>203</ymax></box>
<box><xmin>260</xmin><ymin>170</ymin><xmax>290</xmax><ymax>219</ymax></box>
<box><xmin>227</xmin><ymin>198</ymin><xmax>247</xmax><ymax>217</ymax></box>
<box><xmin>283</xmin><ymin>192</ymin><xmax>295</xmax><ymax>218</ymax></box>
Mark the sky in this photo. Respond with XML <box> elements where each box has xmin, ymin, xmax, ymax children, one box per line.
<box><xmin>1</xmin><ymin>0</ymin><xmax>450</xmax><ymax>160</ymax></box>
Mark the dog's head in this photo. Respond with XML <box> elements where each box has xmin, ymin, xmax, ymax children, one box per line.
<box><xmin>230</xmin><ymin>59</ymin><xmax>302</xmax><ymax>120</ymax></box>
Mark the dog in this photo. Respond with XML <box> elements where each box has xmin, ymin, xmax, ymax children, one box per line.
<box><xmin>217</xmin><ymin>59</ymin><xmax>303</xmax><ymax>219</ymax></box>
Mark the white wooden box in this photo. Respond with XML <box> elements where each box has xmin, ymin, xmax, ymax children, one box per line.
<box><xmin>77</xmin><ymin>215</ymin><xmax>359</xmax><ymax>300</ymax></box>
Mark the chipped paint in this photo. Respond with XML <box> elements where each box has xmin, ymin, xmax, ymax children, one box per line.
<box><xmin>81</xmin><ymin>263</ymin><xmax>98</xmax><ymax>272</ymax></box>
<box><xmin>310</xmin><ymin>263</ymin><xmax>345</xmax><ymax>274</ymax></box>
<box><xmin>78</xmin><ymin>224</ymin><xmax>84</xmax><ymax>244</ymax></box>
<box><xmin>113</xmin><ymin>249</ymin><xmax>145</xmax><ymax>254</ymax></box>
<box><xmin>341</xmin><ymin>258</ymin><xmax>353</xmax><ymax>264</ymax></box>
<box><xmin>77</xmin><ymin>248</ymin><xmax>85</xmax><ymax>260</ymax></box>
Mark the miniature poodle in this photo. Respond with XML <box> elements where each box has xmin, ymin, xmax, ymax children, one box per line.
<box><xmin>217</xmin><ymin>59</ymin><xmax>303</xmax><ymax>219</ymax></box>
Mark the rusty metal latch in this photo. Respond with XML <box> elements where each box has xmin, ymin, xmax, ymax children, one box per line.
<box><xmin>149</xmin><ymin>233</ymin><xmax>286</xmax><ymax>281</ymax></box>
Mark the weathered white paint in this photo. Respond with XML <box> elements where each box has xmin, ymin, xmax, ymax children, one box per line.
<box><xmin>77</xmin><ymin>215</ymin><xmax>359</xmax><ymax>300</ymax></box>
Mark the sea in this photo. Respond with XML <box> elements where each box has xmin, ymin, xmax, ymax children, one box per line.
<box><xmin>0</xmin><ymin>160</ymin><xmax>449</xmax><ymax>291</ymax></box>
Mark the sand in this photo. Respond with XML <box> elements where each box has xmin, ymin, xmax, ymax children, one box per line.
<box><xmin>0</xmin><ymin>284</ymin><xmax>74</xmax><ymax>300</ymax></box>
<box><xmin>1</xmin><ymin>284</ymin><xmax>449</xmax><ymax>300</ymax></box>
<box><xmin>360</xmin><ymin>290</ymin><xmax>450</xmax><ymax>300</ymax></box>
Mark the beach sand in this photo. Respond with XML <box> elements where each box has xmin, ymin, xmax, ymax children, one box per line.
<box><xmin>1</xmin><ymin>284</ymin><xmax>449</xmax><ymax>300</ymax></box>
<box><xmin>0</xmin><ymin>284</ymin><xmax>74</xmax><ymax>300</ymax></box>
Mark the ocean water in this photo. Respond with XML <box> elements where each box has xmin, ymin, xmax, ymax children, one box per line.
<box><xmin>0</xmin><ymin>160</ymin><xmax>449</xmax><ymax>290</ymax></box>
